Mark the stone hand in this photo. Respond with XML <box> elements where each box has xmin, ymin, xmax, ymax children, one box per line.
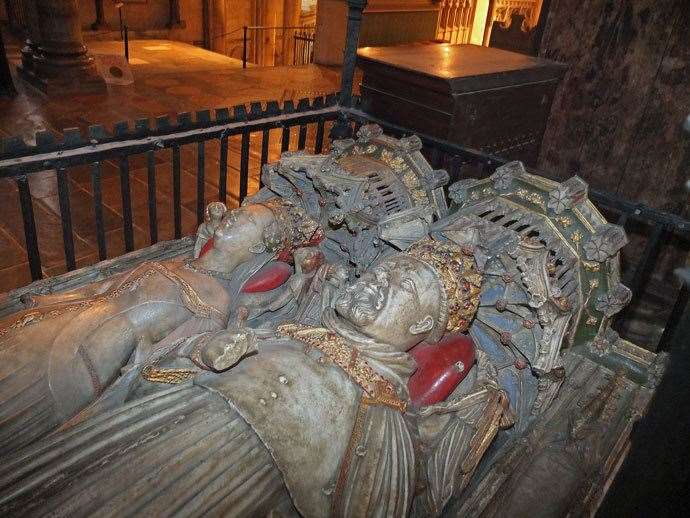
<box><xmin>325</xmin><ymin>263</ymin><xmax>349</xmax><ymax>286</ymax></box>
<box><xmin>199</xmin><ymin>329</ymin><xmax>257</xmax><ymax>372</ymax></box>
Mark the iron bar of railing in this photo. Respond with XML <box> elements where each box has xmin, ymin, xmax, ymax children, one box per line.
<box><xmin>172</xmin><ymin>145</ymin><xmax>182</xmax><ymax>239</ymax></box>
<box><xmin>314</xmin><ymin>119</ymin><xmax>325</xmax><ymax>154</ymax></box>
<box><xmin>119</xmin><ymin>156</ymin><xmax>134</xmax><ymax>252</ymax></box>
<box><xmin>196</xmin><ymin>141</ymin><xmax>206</xmax><ymax>224</ymax></box>
<box><xmin>281</xmin><ymin>124</ymin><xmax>291</xmax><ymax>153</ymax></box>
<box><xmin>146</xmin><ymin>151</ymin><xmax>158</xmax><ymax>245</ymax></box>
<box><xmin>331</xmin><ymin>0</ymin><xmax>368</xmax><ymax>139</ymax></box>
<box><xmin>16</xmin><ymin>176</ymin><xmax>41</xmax><ymax>280</ymax></box>
<box><xmin>260</xmin><ymin>128</ymin><xmax>270</xmax><ymax>168</ymax></box>
<box><xmin>56</xmin><ymin>167</ymin><xmax>76</xmax><ymax>270</ymax></box>
<box><xmin>242</xmin><ymin>25</ymin><xmax>248</xmax><ymax>69</ymax></box>
<box><xmin>219</xmin><ymin>132</ymin><xmax>229</xmax><ymax>203</ymax></box>
<box><xmin>239</xmin><ymin>130</ymin><xmax>250</xmax><ymax>203</ymax></box>
<box><xmin>124</xmin><ymin>25</ymin><xmax>130</xmax><ymax>62</ymax></box>
<box><xmin>91</xmin><ymin>161</ymin><xmax>107</xmax><ymax>260</ymax></box>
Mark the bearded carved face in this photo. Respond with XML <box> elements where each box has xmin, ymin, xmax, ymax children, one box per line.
<box><xmin>334</xmin><ymin>255</ymin><xmax>444</xmax><ymax>351</ymax></box>
<box><xmin>334</xmin><ymin>265</ymin><xmax>390</xmax><ymax>327</ymax></box>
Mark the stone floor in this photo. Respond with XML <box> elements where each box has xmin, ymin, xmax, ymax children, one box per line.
<box><xmin>0</xmin><ymin>32</ymin><xmax>341</xmax><ymax>292</ymax></box>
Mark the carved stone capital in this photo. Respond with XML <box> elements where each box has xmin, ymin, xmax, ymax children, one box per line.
<box><xmin>397</xmin><ymin>134</ymin><xmax>423</xmax><ymax>153</ymax></box>
<box><xmin>425</xmin><ymin>169</ymin><xmax>450</xmax><ymax>190</ymax></box>
<box><xmin>355</xmin><ymin>123</ymin><xmax>383</xmax><ymax>143</ymax></box>
<box><xmin>491</xmin><ymin>161</ymin><xmax>526</xmax><ymax>191</ymax></box>
<box><xmin>547</xmin><ymin>176</ymin><xmax>589</xmax><ymax>214</ymax></box>
<box><xmin>594</xmin><ymin>283</ymin><xmax>632</xmax><ymax>317</ymax></box>
<box><xmin>448</xmin><ymin>178</ymin><xmax>482</xmax><ymax>206</ymax></box>
<box><xmin>583</xmin><ymin>224</ymin><xmax>628</xmax><ymax>262</ymax></box>
<box><xmin>329</xmin><ymin>138</ymin><xmax>354</xmax><ymax>158</ymax></box>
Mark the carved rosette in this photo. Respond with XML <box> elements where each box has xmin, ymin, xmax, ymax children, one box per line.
<box><xmin>583</xmin><ymin>224</ymin><xmax>628</xmax><ymax>263</ymax></box>
<box><xmin>491</xmin><ymin>161</ymin><xmax>525</xmax><ymax>191</ymax></box>
<box><xmin>594</xmin><ymin>283</ymin><xmax>632</xmax><ymax>317</ymax></box>
<box><xmin>547</xmin><ymin>176</ymin><xmax>588</xmax><ymax>214</ymax></box>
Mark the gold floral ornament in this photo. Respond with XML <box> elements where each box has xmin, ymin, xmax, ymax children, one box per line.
<box><xmin>142</xmin><ymin>365</ymin><xmax>198</xmax><ymax>384</ymax></box>
<box><xmin>260</xmin><ymin>198</ymin><xmax>324</xmax><ymax>261</ymax></box>
<box><xmin>276</xmin><ymin>323</ymin><xmax>407</xmax><ymax>412</ymax></box>
<box><xmin>406</xmin><ymin>239</ymin><xmax>483</xmax><ymax>336</ymax></box>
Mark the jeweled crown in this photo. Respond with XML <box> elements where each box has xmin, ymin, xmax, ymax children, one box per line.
<box><xmin>260</xmin><ymin>198</ymin><xmax>324</xmax><ymax>257</ymax></box>
<box><xmin>406</xmin><ymin>239</ymin><xmax>483</xmax><ymax>337</ymax></box>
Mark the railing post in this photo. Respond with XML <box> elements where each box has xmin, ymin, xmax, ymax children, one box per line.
<box><xmin>117</xmin><ymin>3</ymin><xmax>124</xmax><ymax>39</ymax></box>
<box><xmin>91</xmin><ymin>0</ymin><xmax>107</xmax><ymax>30</ymax></box>
<box><xmin>124</xmin><ymin>25</ymin><xmax>129</xmax><ymax>62</ymax></box>
<box><xmin>242</xmin><ymin>25</ymin><xmax>248</xmax><ymax>69</ymax></box>
<box><xmin>330</xmin><ymin>0</ymin><xmax>368</xmax><ymax>140</ymax></box>
<box><xmin>166</xmin><ymin>0</ymin><xmax>183</xmax><ymax>28</ymax></box>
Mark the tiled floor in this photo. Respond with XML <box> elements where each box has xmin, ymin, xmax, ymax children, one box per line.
<box><xmin>0</xmin><ymin>32</ymin><xmax>341</xmax><ymax>292</ymax></box>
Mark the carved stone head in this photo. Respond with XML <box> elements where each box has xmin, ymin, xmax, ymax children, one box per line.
<box><xmin>334</xmin><ymin>240</ymin><xmax>483</xmax><ymax>351</ymax></box>
<box><xmin>205</xmin><ymin>201</ymin><xmax>227</xmax><ymax>224</ymax></box>
<box><xmin>210</xmin><ymin>204</ymin><xmax>277</xmax><ymax>267</ymax></box>
<box><xmin>201</xmin><ymin>199</ymin><xmax>322</xmax><ymax>273</ymax></box>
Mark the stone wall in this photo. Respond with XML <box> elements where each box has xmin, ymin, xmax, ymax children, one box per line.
<box><xmin>208</xmin><ymin>0</ymin><xmax>254</xmax><ymax>59</ymax></box>
<box><xmin>313</xmin><ymin>0</ymin><xmax>439</xmax><ymax>66</ymax></box>
<box><xmin>538</xmin><ymin>0</ymin><xmax>689</xmax><ymax>215</ymax></box>
<box><xmin>78</xmin><ymin>0</ymin><xmax>204</xmax><ymax>44</ymax></box>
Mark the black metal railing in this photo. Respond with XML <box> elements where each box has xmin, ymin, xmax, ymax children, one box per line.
<box><xmin>1</xmin><ymin>102</ymin><xmax>688</xmax><ymax>352</ymax></box>
<box><xmin>241</xmin><ymin>25</ymin><xmax>316</xmax><ymax>69</ymax></box>
<box><xmin>0</xmin><ymin>95</ymin><xmax>340</xmax><ymax>281</ymax></box>
<box><xmin>293</xmin><ymin>28</ymin><xmax>316</xmax><ymax>66</ymax></box>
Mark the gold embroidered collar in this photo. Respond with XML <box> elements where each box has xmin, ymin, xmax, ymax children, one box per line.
<box><xmin>276</xmin><ymin>322</ymin><xmax>407</xmax><ymax>412</ymax></box>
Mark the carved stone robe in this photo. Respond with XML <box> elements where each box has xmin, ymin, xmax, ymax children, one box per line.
<box><xmin>0</xmin><ymin>333</ymin><xmax>418</xmax><ymax>517</ymax></box>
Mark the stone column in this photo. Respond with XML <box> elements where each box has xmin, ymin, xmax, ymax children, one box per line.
<box><xmin>281</xmin><ymin>0</ymin><xmax>301</xmax><ymax>66</ymax></box>
<box><xmin>18</xmin><ymin>0</ymin><xmax>41</xmax><ymax>73</ymax></box>
<box><xmin>19</xmin><ymin>0</ymin><xmax>106</xmax><ymax>94</ymax></box>
<box><xmin>91</xmin><ymin>0</ymin><xmax>109</xmax><ymax>31</ymax></box>
<box><xmin>167</xmin><ymin>0</ymin><xmax>186</xmax><ymax>28</ymax></box>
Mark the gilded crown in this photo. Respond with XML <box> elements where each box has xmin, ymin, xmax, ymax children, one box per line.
<box><xmin>260</xmin><ymin>198</ymin><xmax>323</xmax><ymax>255</ymax></box>
<box><xmin>406</xmin><ymin>239</ymin><xmax>483</xmax><ymax>337</ymax></box>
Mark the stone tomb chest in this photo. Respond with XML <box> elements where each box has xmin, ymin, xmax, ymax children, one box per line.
<box><xmin>357</xmin><ymin>43</ymin><xmax>567</xmax><ymax>165</ymax></box>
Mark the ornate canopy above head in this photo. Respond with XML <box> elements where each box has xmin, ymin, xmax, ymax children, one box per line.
<box><xmin>438</xmin><ymin>161</ymin><xmax>631</xmax><ymax>418</ymax></box>
<box><xmin>252</xmin><ymin>124</ymin><xmax>450</xmax><ymax>272</ymax></box>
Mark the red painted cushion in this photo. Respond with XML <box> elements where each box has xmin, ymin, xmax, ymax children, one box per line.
<box><xmin>241</xmin><ymin>261</ymin><xmax>293</xmax><ymax>293</ymax></box>
<box><xmin>199</xmin><ymin>237</ymin><xmax>215</xmax><ymax>257</ymax></box>
<box><xmin>408</xmin><ymin>333</ymin><xmax>476</xmax><ymax>407</ymax></box>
